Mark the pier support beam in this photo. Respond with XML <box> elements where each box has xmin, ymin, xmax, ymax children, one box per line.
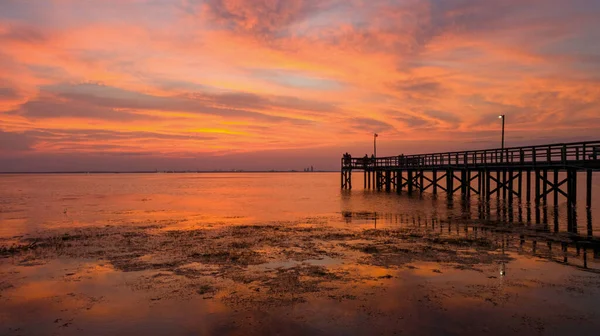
<box><xmin>518</xmin><ymin>171</ymin><xmax>523</xmax><ymax>201</ymax></box>
<box><xmin>461</xmin><ymin>170</ymin><xmax>467</xmax><ymax>197</ymax></box>
<box><xmin>553</xmin><ymin>169</ymin><xmax>559</xmax><ymax>206</ymax></box>
<box><xmin>508</xmin><ymin>170</ymin><xmax>514</xmax><ymax>204</ymax></box>
<box><xmin>385</xmin><ymin>170</ymin><xmax>391</xmax><ymax>192</ymax></box>
<box><xmin>543</xmin><ymin>169</ymin><xmax>548</xmax><ymax>206</ymax></box>
<box><xmin>485</xmin><ymin>170</ymin><xmax>491</xmax><ymax>200</ymax></box>
<box><xmin>587</xmin><ymin>169</ymin><xmax>593</xmax><ymax>209</ymax></box>
<box><xmin>502</xmin><ymin>170</ymin><xmax>507</xmax><ymax>200</ymax></box>
<box><xmin>341</xmin><ymin>170</ymin><xmax>352</xmax><ymax>189</ymax></box>
<box><xmin>567</xmin><ymin>169</ymin><xmax>578</xmax><ymax>232</ymax></box>
<box><xmin>535</xmin><ymin>169</ymin><xmax>540</xmax><ymax>207</ymax></box>
<box><xmin>526</xmin><ymin>169</ymin><xmax>531</xmax><ymax>205</ymax></box>
<box><xmin>447</xmin><ymin>169</ymin><xmax>454</xmax><ymax>198</ymax></box>
<box><xmin>480</xmin><ymin>170</ymin><xmax>485</xmax><ymax>199</ymax></box>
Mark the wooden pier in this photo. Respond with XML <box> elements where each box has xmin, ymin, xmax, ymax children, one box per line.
<box><xmin>341</xmin><ymin>141</ymin><xmax>600</xmax><ymax>222</ymax></box>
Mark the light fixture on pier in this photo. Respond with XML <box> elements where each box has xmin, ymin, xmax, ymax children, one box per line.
<box><xmin>374</xmin><ymin>133</ymin><xmax>378</xmax><ymax>158</ymax></box>
<box><xmin>498</xmin><ymin>115</ymin><xmax>505</xmax><ymax>149</ymax></box>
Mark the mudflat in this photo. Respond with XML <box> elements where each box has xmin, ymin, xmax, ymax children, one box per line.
<box><xmin>2</xmin><ymin>218</ymin><xmax>599</xmax><ymax>335</ymax></box>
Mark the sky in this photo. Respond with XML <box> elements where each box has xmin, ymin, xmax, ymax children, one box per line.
<box><xmin>1</xmin><ymin>0</ymin><xmax>600</xmax><ymax>172</ymax></box>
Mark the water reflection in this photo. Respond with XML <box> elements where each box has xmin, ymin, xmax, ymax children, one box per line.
<box><xmin>1</xmin><ymin>173</ymin><xmax>600</xmax><ymax>335</ymax></box>
<box><xmin>0</xmin><ymin>173</ymin><xmax>597</xmax><ymax>239</ymax></box>
<box><xmin>341</xmin><ymin>208</ymin><xmax>600</xmax><ymax>272</ymax></box>
<box><xmin>341</xmin><ymin>186</ymin><xmax>596</xmax><ymax>237</ymax></box>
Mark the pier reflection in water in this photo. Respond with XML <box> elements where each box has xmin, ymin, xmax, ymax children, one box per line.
<box><xmin>342</xmin><ymin>201</ymin><xmax>600</xmax><ymax>275</ymax></box>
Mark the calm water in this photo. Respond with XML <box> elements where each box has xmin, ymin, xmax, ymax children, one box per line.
<box><xmin>0</xmin><ymin>172</ymin><xmax>598</xmax><ymax>238</ymax></box>
<box><xmin>1</xmin><ymin>173</ymin><xmax>600</xmax><ymax>335</ymax></box>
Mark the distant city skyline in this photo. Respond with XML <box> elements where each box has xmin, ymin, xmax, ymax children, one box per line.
<box><xmin>1</xmin><ymin>0</ymin><xmax>600</xmax><ymax>172</ymax></box>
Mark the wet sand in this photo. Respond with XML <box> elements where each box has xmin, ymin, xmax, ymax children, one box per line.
<box><xmin>2</xmin><ymin>217</ymin><xmax>600</xmax><ymax>336</ymax></box>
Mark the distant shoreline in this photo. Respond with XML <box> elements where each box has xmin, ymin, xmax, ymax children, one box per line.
<box><xmin>0</xmin><ymin>171</ymin><xmax>337</xmax><ymax>175</ymax></box>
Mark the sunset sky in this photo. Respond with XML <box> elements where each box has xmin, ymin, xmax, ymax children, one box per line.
<box><xmin>1</xmin><ymin>0</ymin><xmax>600</xmax><ymax>172</ymax></box>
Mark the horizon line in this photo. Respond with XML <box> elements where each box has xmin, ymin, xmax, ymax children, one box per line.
<box><xmin>0</xmin><ymin>170</ymin><xmax>338</xmax><ymax>175</ymax></box>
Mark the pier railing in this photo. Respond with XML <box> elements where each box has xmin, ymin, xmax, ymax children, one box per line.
<box><xmin>342</xmin><ymin>140</ymin><xmax>600</xmax><ymax>170</ymax></box>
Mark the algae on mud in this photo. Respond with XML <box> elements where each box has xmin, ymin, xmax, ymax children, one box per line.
<box><xmin>2</xmin><ymin>218</ymin><xmax>600</xmax><ymax>335</ymax></box>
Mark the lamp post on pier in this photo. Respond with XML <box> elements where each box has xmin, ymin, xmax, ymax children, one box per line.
<box><xmin>499</xmin><ymin>115</ymin><xmax>505</xmax><ymax>149</ymax></box>
<box><xmin>374</xmin><ymin>133</ymin><xmax>378</xmax><ymax>158</ymax></box>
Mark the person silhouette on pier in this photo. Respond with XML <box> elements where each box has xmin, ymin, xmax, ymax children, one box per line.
<box><xmin>343</xmin><ymin>152</ymin><xmax>352</xmax><ymax>166</ymax></box>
